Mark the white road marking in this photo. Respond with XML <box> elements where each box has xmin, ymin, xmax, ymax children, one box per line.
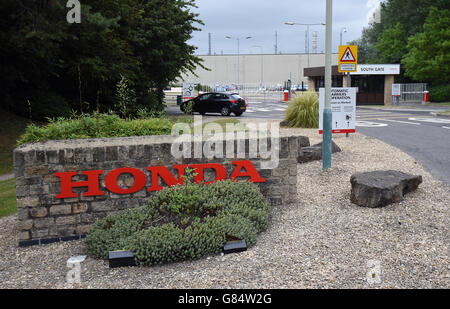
<box><xmin>356</xmin><ymin>121</ymin><xmax>388</xmax><ymax>127</ymax></box>
<box><xmin>409</xmin><ymin>117</ymin><xmax>450</xmax><ymax>124</ymax></box>
<box><xmin>383</xmin><ymin>119</ymin><xmax>421</xmax><ymax>125</ymax></box>
<box><xmin>443</xmin><ymin>126</ymin><xmax>450</xmax><ymax>130</ymax></box>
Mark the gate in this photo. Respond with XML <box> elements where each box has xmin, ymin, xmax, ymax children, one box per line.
<box><xmin>397</xmin><ymin>83</ymin><xmax>427</xmax><ymax>104</ymax></box>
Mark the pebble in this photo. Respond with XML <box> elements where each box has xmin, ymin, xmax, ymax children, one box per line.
<box><xmin>0</xmin><ymin>127</ymin><xmax>448</xmax><ymax>288</ymax></box>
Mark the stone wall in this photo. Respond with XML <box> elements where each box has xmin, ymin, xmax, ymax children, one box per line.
<box><xmin>14</xmin><ymin>134</ymin><xmax>308</xmax><ymax>246</ymax></box>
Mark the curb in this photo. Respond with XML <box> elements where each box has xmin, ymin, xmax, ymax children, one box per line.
<box><xmin>431</xmin><ymin>112</ymin><xmax>450</xmax><ymax>119</ymax></box>
<box><xmin>0</xmin><ymin>173</ymin><xmax>14</xmax><ymax>181</ymax></box>
<box><xmin>357</xmin><ymin>106</ymin><xmax>449</xmax><ymax>113</ymax></box>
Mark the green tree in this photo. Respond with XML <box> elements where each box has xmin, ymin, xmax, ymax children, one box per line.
<box><xmin>375</xmin><ymin>23</ymin><xmax>408</xmax><ymax>64</ymax></box>
<box><xmin>348</xmin><ymin>22</ymin><xmax>384</xmax><ymax>64</ymax></box>
<box><xmin>352</xmin><ymin>0</ymin><xmax>449</xmax><ymax>64</ymax></box>
<box><xmin>402</xmin><ymin>7</ymin><xmax>450</xmax><ymax>85</ymax></box>
<box><xmin>0</xmin><ymin>0</ymin><xmax>204</xmax><ymax>119</ymax></box>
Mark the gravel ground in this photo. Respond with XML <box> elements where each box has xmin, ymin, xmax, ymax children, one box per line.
<box><xmin>0</xmin><ymin>126</ymin><xmax>449</xmax><ymax>289</ymax></box>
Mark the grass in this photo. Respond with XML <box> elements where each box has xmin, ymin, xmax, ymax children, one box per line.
<box><xmin>429</xmin><ymin>102</ymin><xmax>450</xmax><ymax>107</ymax></box>
<box><xmin>166</xmin><ymin>115</ymin><xmax>247</xmax><ymax>133</ymax></box>
<box><xmin>359</xmin><ymin>104</ymin><xmax>450</xmax><ymax>110</ymax></box>
<box><xmin>284</xmin><ymin>91</ymin><xmax>319</xmax><ymax>128</ymax></box>
<box><xmin>17</xmin><ymin>113</ymin><xmax>178</xmax><ymax>145</ymax></box>
<box><xmin>200</xmin><ymin>118</ymin><xmax>247</xmax><ymax>132</ymax></box>
<box><xmin>0</xmin><ymin>179</ymin><xmax>17</xmax><ymax>218</ymax></box>
<box><xmin>17</xmin><ymin>113</ymin><xmax>246</xmax><ymax>146</ymax></box>
<box><xmin>0</xmin><ymin>109</ymin><xmax>33</xmax><ymax>175</ymax></box>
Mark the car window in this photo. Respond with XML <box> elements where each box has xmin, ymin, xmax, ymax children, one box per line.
<box><xmin>199</xmin><ymin>94</ymin><xmax>212</xmax><ymax>101</ymax></box>
<box><xmin>213</xmin><ymin>94</ymin><xmax>222</xmax><ymax>99</ymax></box>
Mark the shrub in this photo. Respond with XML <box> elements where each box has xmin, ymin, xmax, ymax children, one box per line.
<box><xmin>429</xmin><ymin>84</ymin><xmax>450</xmax><ymax>103</ymax></box>
<box><xmin>283</xmin><ymin>91</ymin><xmax>319</xmax><ymax>128</ymax></box>
<box><xmin>115</xmin><ymin>75</ymin><xmax>136</xmax><ymax>118</ymax></box>
<box><xmin>85</xmin><ymin>174</ymin><xmax>271</xmax><ymax>266</ymax></box>
<box><xmin>17</xmin><ymin>112</ymin><xmax>173</xmax><ymax>145</ymax></box>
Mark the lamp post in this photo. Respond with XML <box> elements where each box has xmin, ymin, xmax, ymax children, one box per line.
<box><xmin>284</xmin><ymin>22</ymin><xmax>325</xmax><ymax>68</ymax></box>
<box><xmin>226</xmin><ymin>36</ymin><xmax>252</xmax><ymax>89</ymax></box>
<box><xmin>323</xmin><ymin>0</ymin><xmax>333</xmax><ymax>170</ymax></box>
<box><xmin>251</xmin><ymin>45</ymin><xmax>264</xmax><ymax>89</ymax></box>
<box><xmin>340</xmin><ymin>27</ymin><xmax>347</xmax><ymax>46</ymax></box>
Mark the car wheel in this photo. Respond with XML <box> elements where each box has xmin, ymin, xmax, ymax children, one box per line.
<box><xmin>180</xmin><ymin>103</ymin><xmax>185</xmax><ymax>112</ymax></box>
<box><xmin>220</xmin><ymin>106</ymin><xmax>231</xmax><ymax>116</ymax></box>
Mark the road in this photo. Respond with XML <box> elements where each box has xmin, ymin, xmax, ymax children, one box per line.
<box><xmin>167</xmin><ymin>99</ymin><xmax>289</xmax><ymax>120</ymax></box>
<box><xmin>168</xmin><ymin>102</ymin><xmax>450</xmax><ymax>185</ymax></box>
<box><xmin>356</xmin><ymin>108</ymin><xmax>450</xmax><ymax>185</ymax></box>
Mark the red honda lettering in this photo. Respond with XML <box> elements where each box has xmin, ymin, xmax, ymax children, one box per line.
<box><xmin>55</xmin><ymin>170</ymin><xmax>105</xmax><ymax>198</ymax></box>
<box><xmin>105</xmin><ymin>168</ymin><xmax>147</xmax><ymax>195</ymax></box>
<box><xmin>147</xmin><ymin>165</ymin><xmax>188</xmax><ymax>192</ymax></box>
<box><xmin>190</xmin><ymin>163</ymin><xmax>227</xmax><ymax>184</ymax></box>
<box><xmin>230</xmin><ymin>160</ymin><xmax>266</xmax><ymax>183</ymax></box>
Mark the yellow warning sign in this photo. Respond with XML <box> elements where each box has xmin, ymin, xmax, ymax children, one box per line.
<box><xmin>339</xmin><ymin>45</ymin><xmax>358</xmax><ymax>72</ymax></box>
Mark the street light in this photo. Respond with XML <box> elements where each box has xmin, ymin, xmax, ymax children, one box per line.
<box><xmin>284</xmin><ymin>22</ymin><xmax>326</xmax><ymax>68</ymax></box>
<box><xmin>323</xmin><ymin>0</ymin><xmax>333</xmax><ymax>170</ymax></box>
<box><xmin>226</xmin><ymin>36</ymin><xmax>252</xmax><ymax>89</ymax></box>
<box><xmin>251</xmin><ymin>45</ymin><xmax>264</xmax><ymax>89</ymax></box>
<box><xmin>340</xmin><ymin>27</ymin><xmax>347</xmax><ymax>46</ymax></box>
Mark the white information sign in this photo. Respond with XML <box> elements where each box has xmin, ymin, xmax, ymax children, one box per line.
<box><xmin>182</xmin><ymin>82</ymin><xmax>195</xmax><ymax>100</ymax></box>
<box><xmin>392</xmin><ymin>84</ymin><xmax>401</xmax><ymax>96</ymax></box>
<box><xmin>319</xmin><ymin>87</ymin><xmax>357</xmax><ymax>134</ymax></box>
<box><xmin>350</xmin><ymin>64</ymin><xmax>400</xmax><ymax>75</ymax></box>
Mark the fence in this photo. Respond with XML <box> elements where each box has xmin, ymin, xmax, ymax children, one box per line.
<box><xmin>396</xmin><ymin>83</ymin><xmax>427</xmax><ymax>104</ymax></box>
<box><xmin>164</xmin><ymin>82</ymin><xmax>308</xmax><ymax>104</ymax></box>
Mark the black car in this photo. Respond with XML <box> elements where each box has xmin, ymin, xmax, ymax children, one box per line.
<box><xmin>180</xmin><ymin>92</ymin><xmax>247</xmax><ymax>116</ymax></box>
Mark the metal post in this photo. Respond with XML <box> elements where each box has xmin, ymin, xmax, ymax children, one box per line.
<box><xmin>252</xmin><ymin>45</ymin><xmax>264</xmax><ymax>89</ymax></box>
<box><xmin>261</xmin><ymin>53</ymin><xmax>264</xmax><ymax>88</ymax></box>
<box><xmin>307</xmin><ymin>25</ymin><xmax>310</xmax><ymax>68</ymax></box>
<box><xmin>237</xmin><ymin>38</ymin><xmax>240</xmax><ymax>88</ymax></box>
<box><xmin>323</xmin><ymin>0</ymin><xmax>333</xmax><ymax>170</ymax></box>
<box><xmin>346</xmin><ymin>72</ymin><xmax>350</xmax><ymax>138</ymax></box>
<box><xmin>226</xmin><ymin>36</ymin><xmax>252</xmax><ymax>91</ymax></box>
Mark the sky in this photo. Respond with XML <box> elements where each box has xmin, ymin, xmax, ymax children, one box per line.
<box><xmin>188</xmin><ymin>0</ymin><xmax>382</xmax><ymax>55</ymax></box>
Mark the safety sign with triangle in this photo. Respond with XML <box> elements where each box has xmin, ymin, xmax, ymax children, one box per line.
<box><xmin>340</xmin><ymin>47</ymin><xmax>356</xmax><ymax>62</ymax></box>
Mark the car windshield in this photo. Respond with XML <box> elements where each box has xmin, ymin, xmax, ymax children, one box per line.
<box><xmin>231</xmin><ymin>94</ymin><xmax>243</xmax><ymax>100</ymax></box>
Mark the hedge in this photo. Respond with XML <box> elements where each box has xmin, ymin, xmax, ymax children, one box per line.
<box><xmin>17</xmin><ymin>112</ymin><xmax>175</xmax><ymax>145</ymax></box>
<box><xmin>429</xmin><ymin>84</ymin><xmax>450</xmax><ymax>103</ymax></box>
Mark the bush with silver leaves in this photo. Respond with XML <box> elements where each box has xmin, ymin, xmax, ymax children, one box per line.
<box><xmin>85</xmin><ymin>172</ymin><xmax>271</xmax><ymax>266</ymax></box>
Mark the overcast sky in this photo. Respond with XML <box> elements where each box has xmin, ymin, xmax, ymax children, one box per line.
<box><xmin>188</xmin><ymin>0</ymin><xmax>382</xmax><ymax>55</ymax></box>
